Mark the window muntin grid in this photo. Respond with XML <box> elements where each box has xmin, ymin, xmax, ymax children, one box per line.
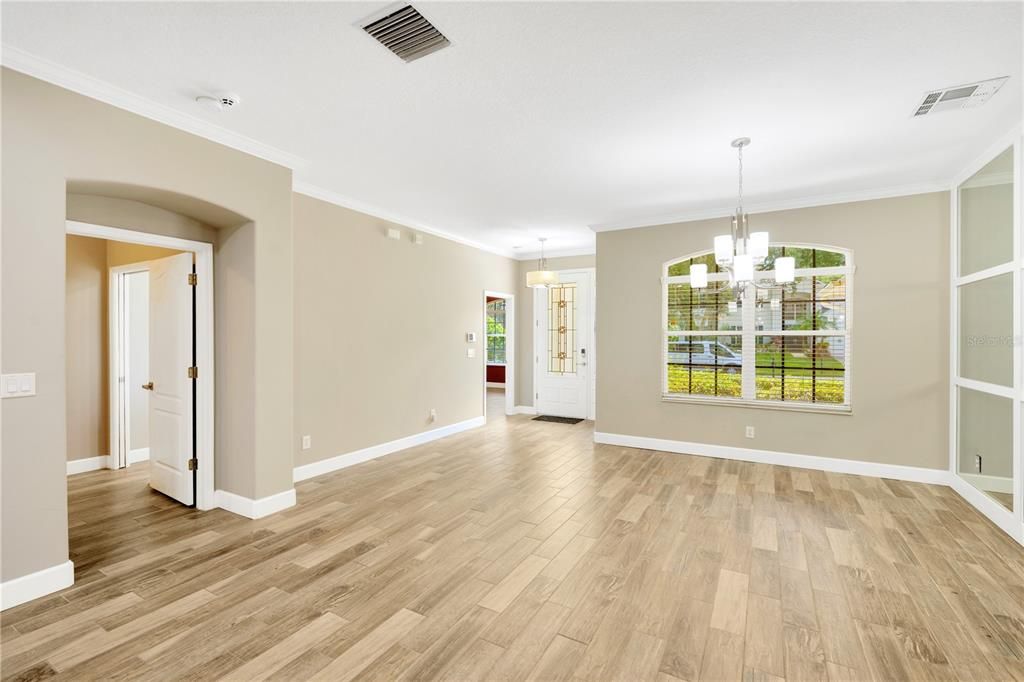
<box><xmin>664</xmin><ymin>246</ymin><xmax>851</xmax><ymax>408</ymax></box>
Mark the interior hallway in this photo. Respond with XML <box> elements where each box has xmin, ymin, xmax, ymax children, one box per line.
<box><xmin>2</xmin><ymin>409</ymin><xmax>1024</xmax><ymax>681</ymax></box>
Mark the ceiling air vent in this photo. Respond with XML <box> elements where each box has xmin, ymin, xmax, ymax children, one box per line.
<box><xmin>362</xmin><ymin>5</ymin><xmax>450</xmax><ymax>63</ymax></box>
<box><xmin>913</xmin><ymin>76</ymin><xmax>1009</xmax><ymax>117</ymax></box>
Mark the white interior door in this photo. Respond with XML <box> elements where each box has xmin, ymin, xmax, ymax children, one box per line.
<box><xmin>147</xmin><ymin>252</ymin><xmax>195</xmax><ymax>505</ymax></box>
<box><xmin>535</xmin><ymin>271</ymin><xmax>592</xmax><ymax>419</ymax></box>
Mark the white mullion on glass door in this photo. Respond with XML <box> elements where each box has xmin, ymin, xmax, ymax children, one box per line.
<box><xmin>951</xmin><ymin>130</ymin><xmax>1023</xmax><ymax>542</ymax></box>
<box><xmin>1015</xmin><ymin>135</ymin><xmax>1022</xmax><ymax>524</ymax></box>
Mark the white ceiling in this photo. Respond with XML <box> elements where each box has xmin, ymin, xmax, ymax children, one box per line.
<box><xmin>3</xmin><ymin>2</ymin><xmax>1021</xmax><ymax>258</ymax></box>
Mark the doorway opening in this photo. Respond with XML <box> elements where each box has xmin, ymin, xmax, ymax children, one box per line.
<box><xmin>483</xmin><ymin>291</ymin><xmax>515</xmax><ymax>420</ymax></box>
<box><xmin>66</xmin><ymin>220</ymin><xmax>215</xmax><ymax>510</ymax></box>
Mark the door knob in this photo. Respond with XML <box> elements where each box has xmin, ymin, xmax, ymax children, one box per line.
<box><xmin>142</xmin><ymin>382</ymin><xmax>154</xmax><ymax>391</ymax></box>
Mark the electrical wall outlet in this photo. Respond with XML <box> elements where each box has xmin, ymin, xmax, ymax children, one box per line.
<box><xmin>301</xmin><ymin>435</ymin><xmax>312</xmax><ymax>450</ymax></box>
<box><xmin>975</xmin><ymin>453</ymin><xmax>982</xmax><ymax>473</ymax></box>
<box><xmin>745</xmin><ymin>426</ymin><xmax>755</xmax><ymax>439</ymax></box>
<box><xmin>429</xmin><ymin>408</ymin><xmax>437</xmax><ymax>422</ymax></box>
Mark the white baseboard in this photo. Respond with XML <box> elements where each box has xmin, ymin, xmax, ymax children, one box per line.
<box><xmin>486</xmin><ymin>382</ymin><xmax>506</xmax><ymax>389</ymax></box>
<box><xmin>593</xmin><ymin>432</ymin><xmax>951</xmax><ymax>486</ymax></box>
<box><xmin>959</xmin><ymin>473</ymin><xmax>1013</xmax><ymax>495</ymax></box>
<box><xmin>127</xmin><ymin>447</ymin><xmax>150</xmax><ymax>465</ymax></box>
<box><xmin>215</xmin><ymin>488</ymin><xmax>296</xmax><ymax>520</ymax></box>
<box><xmin>66</xmin><ymin>456</ymin><xmax>109</xmax><ymax>476</ymax></box>
<box><xmin>510</xmin><ymin>405</ymin><xmax>537</xmax><ymax>415</ymax></box>
<box><xmin>294</xmin><ymin>416</ymin><xmax>486</xmax><ymax>483</ymax></box>
<box><xmin>0</xmin><ymin>560</ymin><xmax>74</xmax><ymax>610</ymax></box>
<box><xmin>948</xmin><ymin>474</ymin><xmax>1023</xmax><ymax>544</ymax></box>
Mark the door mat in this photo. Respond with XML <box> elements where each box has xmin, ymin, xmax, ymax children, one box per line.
<box><xmin>533</xmin><ymin>415</ymin><xmax>584</xmax><ymax>425</ymax></box>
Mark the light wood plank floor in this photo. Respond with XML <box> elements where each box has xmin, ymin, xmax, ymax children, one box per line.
<box><xmin>4</xmin><ymin>401</ymin><xmax>1024</xmax><ymax>681</ymax></box>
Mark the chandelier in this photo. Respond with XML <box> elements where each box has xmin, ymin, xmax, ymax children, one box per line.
<box><xmin>690</xmin><ymin>138</ymin><xmax>795</xmax><ymax>292</ymax></box>
<box><xmin>526</xmin><ymin>237</ymin><xmax>559</xmax><ymax>288</ymax></box>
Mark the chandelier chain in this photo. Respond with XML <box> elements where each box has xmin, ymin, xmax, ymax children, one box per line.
<box><xmin>737</xmin><ymin>142</ymin><xmax>743</xmax><ymax>212</ymax></box>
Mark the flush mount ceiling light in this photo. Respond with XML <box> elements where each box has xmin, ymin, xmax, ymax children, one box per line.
<box><xmin>690</xmin><ymin>138</ymin><xmax>795</xmax><ymax>298</ymax></box>
<box><xmin>526</xmin><ymin>238</ymin><xmax>559</xmax><ymax>288</ymax></box>
<box><xmin>195</xmin><ymin>93</ymin><xmax>241</xmax><ymax>112</ymax></box>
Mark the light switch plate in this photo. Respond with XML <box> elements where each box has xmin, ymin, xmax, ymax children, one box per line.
<box><xmin>1</xmin><ymin>373</ymin><xmax>36</xmax><ymax>398</ymax></box>
<box><xmin>467</xmin><ymin>348</ymin><xmax>476</xmax><ymax>358</ymax></box>
<box><xmin>466</xmin><ymin>332</ymin><xmax>477</xmax><ymax>343</ymax></box>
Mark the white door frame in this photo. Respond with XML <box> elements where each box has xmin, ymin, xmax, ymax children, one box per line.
<box><xmin>483</xmin><ymin>291</ymin><xmax>515</xmax><ymax>416</ymax></box>
<box><xmin>533</xmin><ymin>268</ymin><xmax>596</xmax><ymax>420</ymax></box>
<box><xmin>948</xmin><ymin>124</ymin><xmax>1024</xmax><ymax>545</ymax></box>
<box><xmin>108</xmin><ymin>262</ymin><xmax>151</xmax><ymax>470</ymax></box>
<box><xmin>66</xmin><ymin>220</ymin><xmax>216</xmax><ymax>511</ymax></box>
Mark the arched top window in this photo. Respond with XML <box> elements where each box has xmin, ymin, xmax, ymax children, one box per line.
<box><xmin>662</xmin><ymin>244</ymin><xmax>853</xmax><ymax>410</ymax></box>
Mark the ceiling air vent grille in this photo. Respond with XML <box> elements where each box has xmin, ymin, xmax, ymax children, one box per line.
<box><xmin>913</xmin><ymin>76</ymin><xmax>1009</xmax><ymax>117</ymax></box>
<box><xmin>362</xmin><ymin>5</ymin><xmax>450</xmax><ymax>62</ymax></box>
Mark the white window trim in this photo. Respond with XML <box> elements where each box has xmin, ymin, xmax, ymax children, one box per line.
<box><xmin>485</xmin><ymin>299</ymin><xmax>508</xmax><ymax>366</ymax></box>
<box><xmin>661</xmin><ymin>244</ymin><xmax>854</xmax><ymax>413</ymax></box>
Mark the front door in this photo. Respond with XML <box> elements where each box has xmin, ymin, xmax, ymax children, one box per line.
<box><xmin>146</xmin><ymin>252</ymin><xmax>195</xmax><ymax>505</ymax></box>
<box><xmin>535</xmin><ymin>270</ymin><xmax>592</xmax><ymax>419</ymax></box>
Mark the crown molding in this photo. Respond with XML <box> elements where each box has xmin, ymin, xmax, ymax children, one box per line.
<box><xmin>292</xmin><ymin>181</ymin><xmax>516</xmax><ymax>259</ymax></box>
<box><xmin>950</xmin><ymin>122</ymin><xmax>1021</xmax><ymax>188</ymax></box>
<box><xmin>513</xmin><ymin>245</ymin><xmax>596</xmax><ymax>261</ymax></box>
<box><xmin>1</xmin><ymin>45</ymin><xmax>307</xmax><ymax>170</ymax></box>
<box><xmin>589</xmin><ymin>181</ymin><xmax>950</xmax><ymax>233</ymax></box>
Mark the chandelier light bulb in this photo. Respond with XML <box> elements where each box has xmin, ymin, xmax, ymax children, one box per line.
<box><xmin>775</xmin><ymin>256</ymin><xmax>796</xmax><ymax>284</ymax></box>
<box><xmin>690</xmin><ymin>263</ymin><xmax>708</xmax><ymax>289</ymax></box>
<box><xmin>749</xmin><ymin>232</ymin><xmax>769</xmax><ymax>261</ymax></box>
<box><xmin>714</xmin><ymin>235</ymin><xmax>734</xmax><ymax>265</ymax></box>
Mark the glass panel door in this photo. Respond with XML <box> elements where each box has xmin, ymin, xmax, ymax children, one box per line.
<box><xmin>954</xmin><ymin>143</ymin><xmax>1018</xmax><ymax>519</ymax></box>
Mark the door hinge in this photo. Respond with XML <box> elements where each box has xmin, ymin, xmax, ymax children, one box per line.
<box><xmin>187</xmin><ymin>366</ymin><xmax>198</xmax><ymax>379</ymax></box>
<box><xmin>187</xmin><ymin>458</ymin><xmax>198</xmax><ymax>471</ymax></box>
<box><xmin>188</xmin><ymin>273</ymin><xmax>198</xmax><ymax>286</ymax></box>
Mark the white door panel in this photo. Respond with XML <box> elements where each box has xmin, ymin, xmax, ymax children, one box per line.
<box><xmin>535</xmin><ymin>271</ymin><xmax>592</xmax><ymax>419</ymax></box>
<box><xmin>147</xmin><ymin>252</ymin><xmax>194</xmax><ymax>505</ymax></box>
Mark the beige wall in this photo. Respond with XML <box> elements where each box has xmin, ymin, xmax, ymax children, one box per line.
<box><xmin>2</xmin><ymin>69</ymin><xmax>294</xmax><ymax>582</ymax></box>
<box><xmin>68</xmin><ymin>193</ymin><xmax>219</xmax><ymax>246</ymax></box>
<box><xmin>65</xmin><ymin>236</ymin><xmax>109</xmax><ymax>461</ymax></box>
<box><xmin>292</xmin><ymin>194</ymin><xmax>518</xmax><ymax>467</ymax></box>
<box><xmin>515</xmin><ymin>255</ymin><xmax>596</xmax><ymax>407</ymax></box>
<box><xmin>596</xmin><ymin>192</ymin><xmax>950</xmax><ymax>470</ymax></box>
<box><xmin>63</xmin><ymin>234</ymin><xmax>185</xmax><ymax>463</ymax></box>
<box><xmin>106</xmin><ymin>241</ymin><xmax>186</xmax><ymax>268</ymax></box>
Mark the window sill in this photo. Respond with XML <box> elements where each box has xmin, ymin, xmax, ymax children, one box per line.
<box><xmin>661</xmin><ymin>394</ymin><xmax>852</xmax><ymax>415</ymax></box>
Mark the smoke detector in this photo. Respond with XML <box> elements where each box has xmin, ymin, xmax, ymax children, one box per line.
<box><xmin>195</xmin><ymin>93</ymin><xmax>241</xmax><ymax>112</ymax></box>
<box><xmin>912</xmin><ymin>77</ymin><xmax>1008</xmax><ymax>117</ymax></box>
